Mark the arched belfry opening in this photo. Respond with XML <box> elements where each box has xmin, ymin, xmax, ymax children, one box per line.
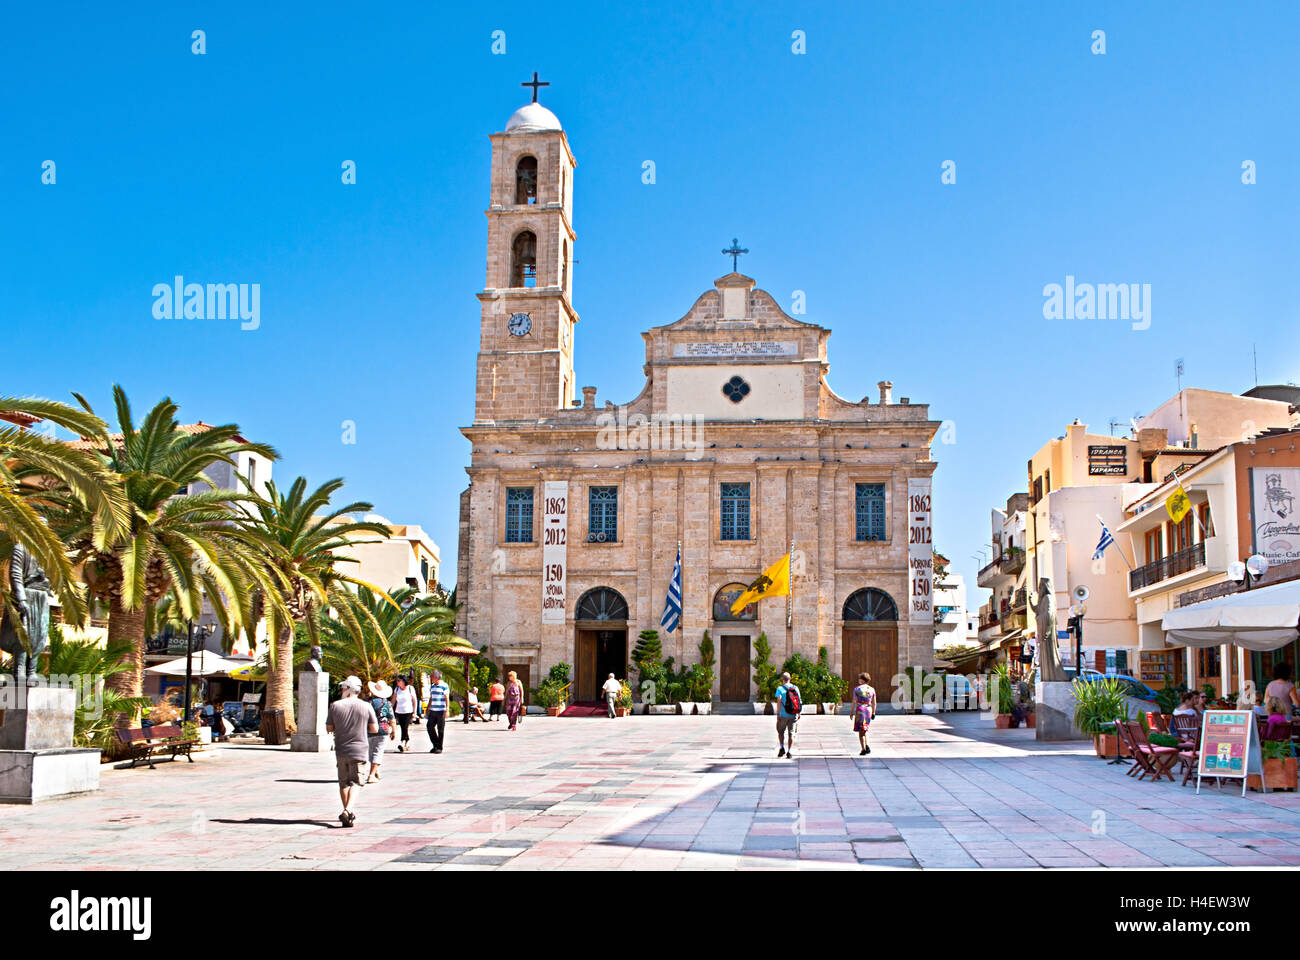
<box><xmin>515</xmin><ymin>155</ymin><xmax>538</xmax><ymax>205</ymax></box>
<box><xmin>511</xmin><ymin>231</ymin><xmax>537</xmax><ymax>288</ymax></box>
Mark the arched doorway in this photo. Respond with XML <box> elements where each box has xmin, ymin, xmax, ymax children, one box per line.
<box><xmin>713</xmin><ymin>583</ymin><xmax>756</xmax><ymax>701</ymax></box>
<box><xmin>574</xmin><ymin>587</ymin><xmax>629</xmax><ymax>702</ymax></box>
<box><xmin>842</xmin><ymin>588</ymin><xmax>899</xmax><ymax>702</ymax></box>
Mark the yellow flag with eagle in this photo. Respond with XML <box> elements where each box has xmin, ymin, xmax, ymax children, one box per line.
<box><xmin>1165</xmin><ymin>485</ymin><xmax>1192</xmax><ymax>523</ymax></box>
<box><xmin>730</xmin><ymin>552</ymin><xmax>791</xmax><ymax>615</ymax></box>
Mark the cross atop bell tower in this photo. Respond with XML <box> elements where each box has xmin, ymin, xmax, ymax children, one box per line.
<box><xmin>473</xmin><ymin>86</ymin><xmax>579</xmax><ymax>423</ymax></box>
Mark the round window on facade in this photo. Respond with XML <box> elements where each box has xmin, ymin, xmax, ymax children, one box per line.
<box><xmin>722</xmin><ymin>375</ymin><xmax>751</xmax><ymax>404</ymax></box>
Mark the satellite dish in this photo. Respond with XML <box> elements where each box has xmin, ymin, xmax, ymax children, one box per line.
<box><xmin>1247</xmin><ymin>554</ymin><xmax>1270</xmax><ymax>577</ymax></box>
<box><xmin>1072</xmin><ymin>584</ymin><xmax>1090</xmax><ymax>603</ymax></box>
<box><xmin>1227</xmin><ymin>561</ymin><xmax>1247</xmax><ymax>582</ymax></box>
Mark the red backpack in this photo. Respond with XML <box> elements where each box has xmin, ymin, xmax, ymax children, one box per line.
<box><xmin>783</xmin><ymin>684</ymin><xmax>802</xmax><ymax>715</ymax></box>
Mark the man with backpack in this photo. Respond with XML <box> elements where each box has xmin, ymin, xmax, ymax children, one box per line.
<box><xmin>774</xmin><ymin>671</ymin><xmax>802</xmax><ymax>759</ymax></box>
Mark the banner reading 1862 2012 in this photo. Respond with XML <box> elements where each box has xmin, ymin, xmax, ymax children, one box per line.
<box><xmin>907</xmin><ymin>477</ymin><xmax>933</xmax><ymax>624</ymax></box>
<box><xmin>541</xmin><ymin>480</ymin><xmax>568</xmax><ymax>625</ymax></box>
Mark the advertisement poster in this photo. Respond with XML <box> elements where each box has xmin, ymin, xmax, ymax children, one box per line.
<box><xmin>907</xmin><ymin>477</ymin><xmax>933</xmax><ymax>624</ymax></box>
<box><xmin>541</xmin><ymin>480</ymin><xmax>568</xmax><ymax>625</ymax></box>
<box><xmin>1252</xmin><ymin>467</ymin><xmax>1300</xmax><ymax>566</ymax></box>
<box><xmin>1198</xmin><ymin>710</ymin><xmax>1261</xmax><ymax>795</ymax></box>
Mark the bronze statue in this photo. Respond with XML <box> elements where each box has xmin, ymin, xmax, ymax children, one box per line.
<box><xmin>1</xmin><ymin>542</ymin><xmax>53</xmax><ymax>684</ymax></box>
<box><xmin>1029</xmin><ymin>576</ymin><xmax>1066</xmax><ymax>682</ymax></box>
<box><xmin>306</xmin><ymin>644</ymin><xmax>322</xmax><ymax>672</ymax></box>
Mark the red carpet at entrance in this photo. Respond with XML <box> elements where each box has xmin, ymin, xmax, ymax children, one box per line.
<box><xmin>559</xmin><ymin>701</ymin><xmax>609</xmax><ymax>717</ymax></box>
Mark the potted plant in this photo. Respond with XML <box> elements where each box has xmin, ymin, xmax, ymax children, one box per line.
<box><xmin>992</xmin><ymin>664</ymin><xmax>1016</xmax><ymax>728</ymax></box>
<box><xmin>752</xmin><ymin>632</ymin><xmax>778</xmax><ymax>714</ymax></box>
<box><xmin>694</xmin><ymin>632</ymin><xmax>715</xmax><ymax>715</ymax></box>
<box><xmin>632</xmin><ymin>630</ymin><xmax>665</xmax><ymax>714</ymax></box>
<box><xmin>1249</xmin><ymin>741</ymin><xmax>1298</xmax><ymax>791</ymax></box>
<box><xmin>614</xmin><ymin>679</ymin><xmax>633</xmax><ymax>717</ymax></box>
<box><xmin>1071</xmin><ymin>677</ymin><xmax>1130</xmax><ymax>756</ymax></box>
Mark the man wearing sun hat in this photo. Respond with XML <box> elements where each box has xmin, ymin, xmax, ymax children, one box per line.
<box><xmin>366</xmin><ymin>679</ymin><xmax>396</xmax><ymax>784</ymax></box>
<box><xmin>325</xmin><ymin>676</ymin><xmax>379</xmax><ymax>828</ymax></box>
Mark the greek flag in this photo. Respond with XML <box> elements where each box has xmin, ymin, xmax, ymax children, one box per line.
<box><xmin>1093</xmin><ymin>521</ymin><xmax>1115</xmax><ymax>560</ymax></box>
<box><xmin>660</xmin><ymin>546</ymin><xmax>682</xmax><ymax>633</ymax></box>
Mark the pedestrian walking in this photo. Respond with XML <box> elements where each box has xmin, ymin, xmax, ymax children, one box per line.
<box><xmin>488</xmin><ymin>678</ymin><xmax>505</xmax><ymax>721</ymax></box>
<box><xmin>504</xmin><ymin>670</ymin><xmax>524</xmax><ymax>731</ymax></box>
<box><xmin>774</xmin><ymin>671</ymin><xmax>802</xmax><ymax>759</ymax></box>
<box><xmin>325</xmin><ymin>675</ymin><xmax>379</xmax><ymax>828</ymax></box>
<box><xmin>601</xmin><ymin>672</ymin><xmax>621</xmax><ymax>718</ymax></box>
<box><xmin>852</xmin><ymin>672</ymin><xmax>877</xmax><ymax>756</ymax></box>
<box><xmin>366</xmin><ymin>680</ymin><xmax>395</xmax><ymax>782</ymax></box>
<box><xmin>393</xmin><ymin>675</ymin><xmax>417</xmax><ymax>751</ymax></box>
<box><xmin>426</xmin><ymin>669</ymin><xmax>450</xmax><ymax>753</ymax></box>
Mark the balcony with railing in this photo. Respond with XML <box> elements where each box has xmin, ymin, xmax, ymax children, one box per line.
<box><xmin>977</xmin><ymin>555</ymin><xmax>1004</xmax><ymax>587</ymax></box>
<box><xmin>1129</xmin><ymin>541</ymin><xmax>1207</xmax><ymax>592</ymax></box>
<box><xmin>1011</xmin><ymin>587</ymin><xmax>1027</xmax><ymax>611</ymax></box>
<box><xmin>1000</xmin><ymin>547</ymin><xmax>1025</xmax><ymax>575</ymax></box>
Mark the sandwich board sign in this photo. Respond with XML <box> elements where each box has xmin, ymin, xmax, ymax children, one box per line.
<box><xmin>1197</xmin><ymin>710</ymin><xmax>1262</xmax><ymax>797</ymax></box>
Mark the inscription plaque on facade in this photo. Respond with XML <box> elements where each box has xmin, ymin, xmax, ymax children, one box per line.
<box><xmin>673</xmin><ymin>341</ymin><xmax>797</xmax><ymax>358</ymax></box>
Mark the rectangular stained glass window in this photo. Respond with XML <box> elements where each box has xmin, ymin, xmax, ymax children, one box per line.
<box><xmin>505</xmin><ymin>487</ymin><xmax>534</xmax><ymax>543</ymax></box>
<box><xmin>720</xmin><ymin>483</ymin><xmax>750</xmax><ymax>541</ymax></box>
<box><xmin>589</xmin><ymin>486</ymin><xmax>617</xmax><ymax>542</ymax></box>
<box><xmin>855</xmin><ymin>483</ymin><xmax>886</xmax><ymax>541</ymax></box>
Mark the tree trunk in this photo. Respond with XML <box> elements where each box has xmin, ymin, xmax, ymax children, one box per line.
<box><xmin>265</xmin><ymin>623</ymin><xmax>297</xmax><ymax>735</ymax></box>
<box><xmin>105</xmin><ymin>594</ymin><xmax>146</xmax><ymax>730</ymax></box>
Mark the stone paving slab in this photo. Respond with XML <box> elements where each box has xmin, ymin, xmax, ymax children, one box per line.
<box><xmin>2</xmin><ymin>712</ymin><xmax>1299</xmax><ymax>869</ymax></box>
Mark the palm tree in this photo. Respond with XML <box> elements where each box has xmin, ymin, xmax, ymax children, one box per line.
<box><xmin>61</xmin><ymin>386</ymin><xmax>282</xmax><ymax>706</ymax></box>
<box><xmin>240</xmin><ymin>477</ymin><xmax>392</xmax><ymax>735</ymax></box>
<box><xmin>307</xmin><ymin>585</ymin><xmax>460</xmax><ymax>687</ymax></box>
<box><xmin>0</xmin><ymin>396</ymin><xmax>129</xmax><ymax>627</ymax></box>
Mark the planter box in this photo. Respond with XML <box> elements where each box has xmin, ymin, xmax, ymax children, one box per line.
<box><xmin>1248</xmin><ymin>757</ymin><xmax>1298</xmax><ymax>791</ymax></box>
<box><xmin>648</xmin><ymin>704</ymin><xmax>676</xmax><ymax>715</ymax></box>
<box><xmin>1026</xmin><ymin>713</ymin><xmax>1036</xmax><ymax>728</ymax></box>
<box><xmin>752</xmin><ymin>702</ymin><xmax>767</xmax><ymax>715</ymax></box>
<box><xmin>799</xmin><ymin>704</ymin><xmax>818</xmax><ymax>716</ymax></box>
<box><xmin>614</xmin><ymin>707</ymin><xmax>629</xmax><ymax>717</ymax></box>
<box><xmin>546</xmin><ymin>707</ymin><xmax>562</xmax><ymax>717</ymax></box>
<box><xmin>821</xmin><ymin>702</ymin><xmax>839</xmax><ymax>716</ymax></box>
<box><xmin>995</xmin><ymin>714</ymin><xmax>1013</xmax><ymax>729</ymax></box>
<box><xmin>1093</xmin><ymin>734</ymin><xmax>1131</xmax><ymax>758</ymax></box>
<box><xmin>921</xmin><ymin>703</ymin><xmax>939</xmax><ymax>714</ymax></box>
<box><xmin>695</xmin><ymin>702</ymin><xmax>712</xmax><ymax>716</ymax></box>
<box><xmin>678</xmin><ymin>702</ymin><xmax>696</xmax><ymax>715</ymax></box>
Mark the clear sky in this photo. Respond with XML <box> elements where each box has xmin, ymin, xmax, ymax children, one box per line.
<box><xmin>3</xmin><ymin>2</ymin><xmax>1299</xmax><ymax>609</ymax></box>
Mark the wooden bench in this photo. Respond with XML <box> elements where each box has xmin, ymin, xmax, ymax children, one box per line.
<box><xmin>116</xmin><ymin>723</ymin><xmax>199</xmax><ymax>769</ymax></box>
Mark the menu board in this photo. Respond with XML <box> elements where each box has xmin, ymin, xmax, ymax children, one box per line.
<box><xmin>1197</xmin><ymin>710</ymin><xmax>1261</xmax><ymax>796</ymax></box>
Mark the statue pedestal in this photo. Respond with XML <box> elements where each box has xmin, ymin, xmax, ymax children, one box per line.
<box><xmin>0</xmin><ymin>687</ymin><xmax>100</xmax><ymax>803</ymax></box>
<box><xmin>1036</xmin><ymin>681</ymin><xmax>1082</xmax><ymax>741</ymax></box>
<box><xmin>289</xmin><ymin>671</ymin><xmax>331</xmax><ymax>753</ymax></box>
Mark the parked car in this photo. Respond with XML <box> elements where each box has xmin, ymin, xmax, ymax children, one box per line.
<box><xmin>1067</xmin><ymin>670</ymin><xmax>1159</xmax><ymax>719</ymax></box>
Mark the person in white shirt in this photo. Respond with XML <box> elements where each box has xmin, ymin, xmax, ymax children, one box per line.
<box><xmin>601</xmin><ymin>673</ymin><xmax>622</xmax><ymax>719</ymax></box>
<box><xmin>393</xmin><ymin>676</ymin><xmax>417</xmax><ymax>752</ymax></box>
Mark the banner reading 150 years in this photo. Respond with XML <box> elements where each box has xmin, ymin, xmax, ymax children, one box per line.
<box><xmin>907</xmin><ymin>477</ymin><xmax>933</xmax><ymax>624</ymax></box>
<box><xmin>541</xmin><ymin>480</ymin><xmax>568</xmax><ymax>625</ymax></box>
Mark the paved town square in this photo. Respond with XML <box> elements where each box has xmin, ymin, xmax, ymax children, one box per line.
<box><xmin>5</xmin><ymin>713</ymin><xmax>1299</xmax><ymax>872</ymax></box>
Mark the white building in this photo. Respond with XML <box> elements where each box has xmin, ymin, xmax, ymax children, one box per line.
<box><xmin>336</xmin><ymin>516</ymin><xmax>441</xmax><ymax>596</ymax></box>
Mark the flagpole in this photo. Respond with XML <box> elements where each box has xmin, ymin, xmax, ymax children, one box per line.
<box><xmin>787</xmin><ymin>537</ymin><xmax>793</xmax><ymax>630</ymax></box>
<box><xmin>1175</xmin><ymin>475</ymin><xmax>1210</xmax><ymax>541</ymax></box>
<box><xmin>1096</xmin><ymin>514</ymin><xmax>1135</xmax><ymax>571</ymax></box>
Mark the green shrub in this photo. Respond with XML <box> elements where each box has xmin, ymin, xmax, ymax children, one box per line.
<box><xmin>1071</xmin><ymin>677</ymin><xmax>1128</xmax><ymax>736</ymax></box>
<box><xmin>752</xmin><ymin>633</ymin><xmax>778</xmax><ymax>700</ymax></box>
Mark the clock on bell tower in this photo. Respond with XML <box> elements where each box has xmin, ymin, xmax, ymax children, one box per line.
<box><xmin>473</xmin><ymin>76</ymin><xmax>578</xmax><ymax>423</ymax></box>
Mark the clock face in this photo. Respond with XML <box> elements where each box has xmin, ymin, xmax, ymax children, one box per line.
<box><xmin>508</xmin><ymin>312</ymin><xmax>532</xmax><ymax>337</ymax></box>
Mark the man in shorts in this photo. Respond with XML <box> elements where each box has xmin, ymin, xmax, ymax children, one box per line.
<box><xmin>326</xmin><ymin>675</ymin><xmax>379</xmax><ymax>827</ymax></box>
<box><xmin>774</xmin><ymin>671</ymin><xmax>802</xmax><ymax>759</ymax></box>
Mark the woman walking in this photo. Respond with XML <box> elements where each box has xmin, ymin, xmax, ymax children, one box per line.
<box><xmin>853</xmin><ymin>672</ymin><xmax>877</xmax><ymax>756</ymax></box>
<box><xmin>504</xmin><ymin>670</ymin><xmax>524</xmax><ymax>731</ymax></box>
<box><xmin>393</xmin><ymin>676</ymin><xmax>417</xmax><ymax>752</ymax></box>
<box><xmin>366</xmin><ymin>680</ymin><xmax>396</xmax><ymax>782</ymax></box>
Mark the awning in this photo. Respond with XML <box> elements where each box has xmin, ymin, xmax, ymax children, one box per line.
<box><xmin>145</xmin><ymin>652</ymin><xmax>254</xmax><ymax>677</ymax></box>
<box><xmin>1161</xmin><ymin>578</ymin><xmax>1300</xmax><ymax>651</ymax></box>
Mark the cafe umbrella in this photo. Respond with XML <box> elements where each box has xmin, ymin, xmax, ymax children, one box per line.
<box><xmin>435</xmin><ymin>637</ymin><xmax>482</xmax><ymax>724</ymax></box>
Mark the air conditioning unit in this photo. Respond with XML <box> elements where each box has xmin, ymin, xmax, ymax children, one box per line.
<box><xmin>587</xmin><ymin>532</ymin><xmax>598</xmax><ymax>542</ymax></box>
<box><xmin>596</xmin><ymin>531</ymin><xmax>607</xmax><ymax>543</ymax></box>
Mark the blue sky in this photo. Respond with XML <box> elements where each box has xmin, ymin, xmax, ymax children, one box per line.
<box><xmin>3</xmin><ymin>2</ymin><xmax>1299</xmax><ymax>607</ymax></box>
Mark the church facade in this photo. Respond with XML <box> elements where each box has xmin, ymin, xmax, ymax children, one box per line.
<box><xmin>457</xmin><ymin>92</ymin><xmax>940</xmax><ymax>704</ymax></box>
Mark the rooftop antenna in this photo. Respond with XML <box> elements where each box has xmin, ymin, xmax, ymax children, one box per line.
<box><xmin>1253</xmin><ymin>343</ymin><xmax>1258</xmax><ymax>387</ymax></box>
<box><xmin>1107</xmin><ymin>417</ymin><xmax>1122</xmax><ymax>437</ymax></box>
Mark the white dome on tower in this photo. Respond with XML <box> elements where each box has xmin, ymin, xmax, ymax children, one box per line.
<box><xmin>506</xmin><ymin>102</ymin><xmax>562</xmax><ymax>133</ymax></box>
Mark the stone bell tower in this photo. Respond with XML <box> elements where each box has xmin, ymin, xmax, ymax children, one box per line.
<box><xmin>474</xmin><ymin>75</ymin><xmax>579</xmax><ymax>423</ymax></box>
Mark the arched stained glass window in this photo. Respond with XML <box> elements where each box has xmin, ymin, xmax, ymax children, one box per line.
<box><xmin>576</xmin><ymin>586</ymin><xmax>629</xmax><ymax>622</ymax></box>
<box><xmin>842</xmin><ymin>588</ymin><xmax>898</xmax><ymax>622</ymax></box>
